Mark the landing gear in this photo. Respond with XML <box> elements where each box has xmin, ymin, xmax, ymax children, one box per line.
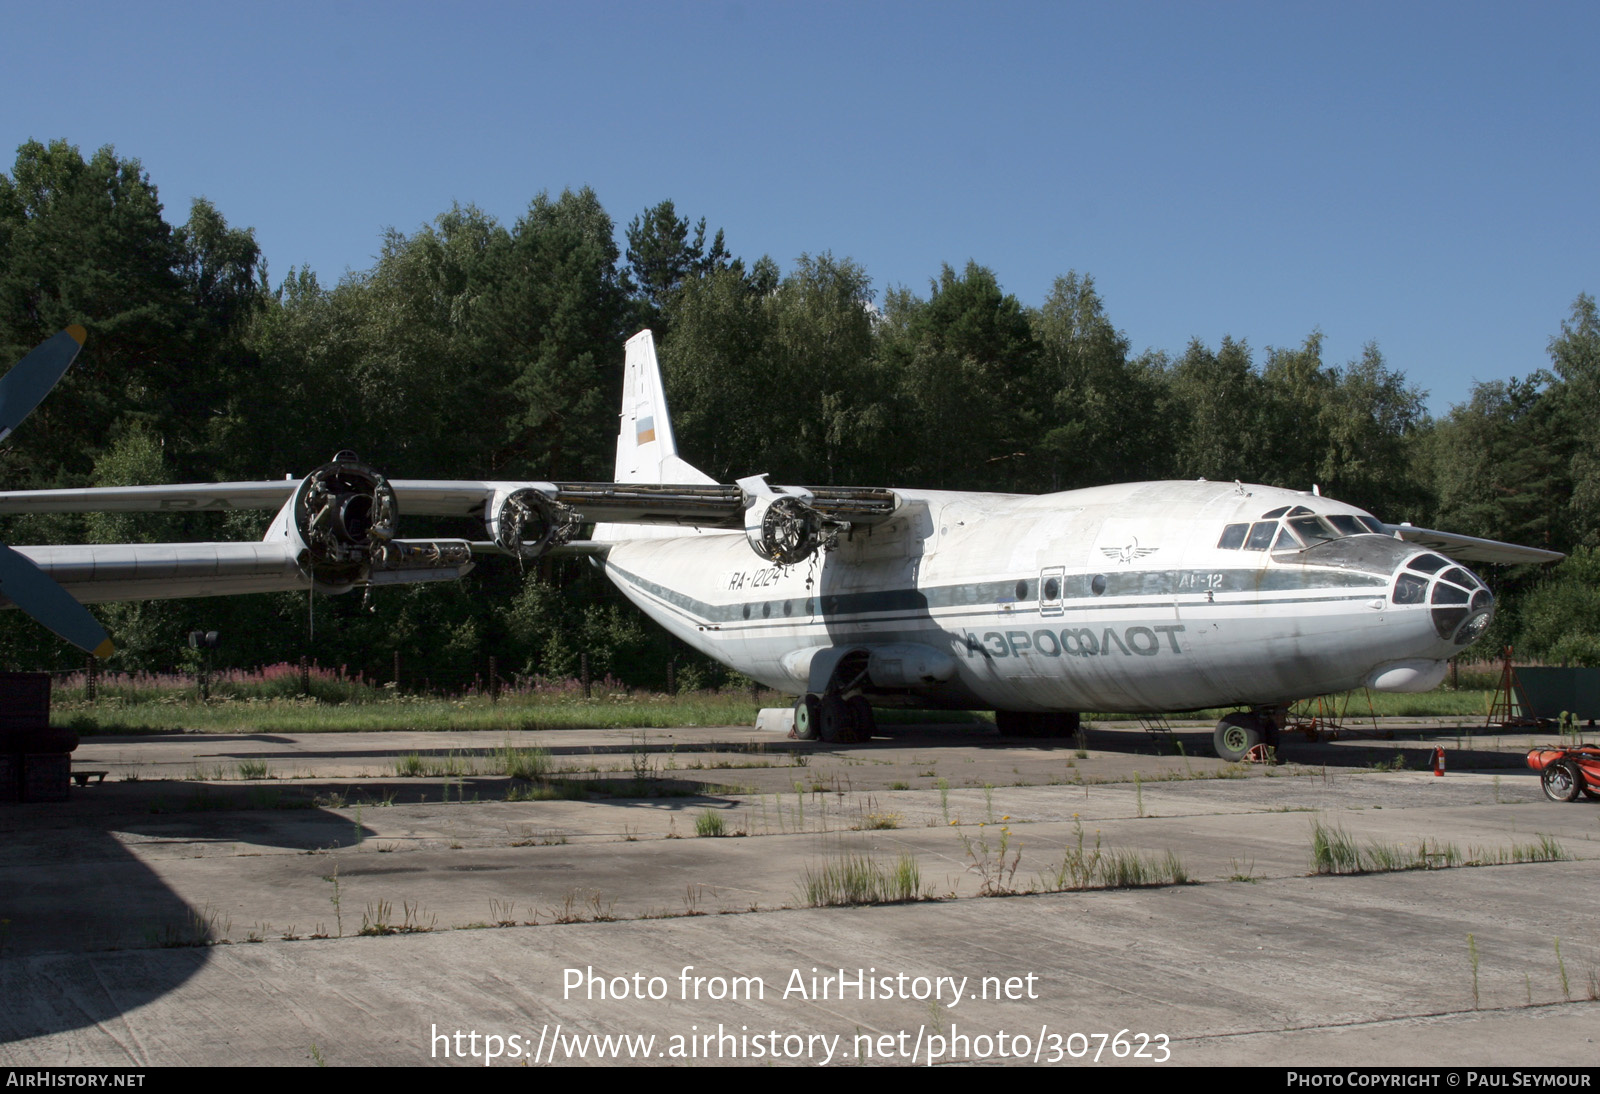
<box><xmin>793</xmin><ymin>691</ymin><xmax>876</xmax><ymax>743</ymax></box>
<box><xmin>846</xmin><ymin>695</ymin><xmax>875</xmax><ymax>741</ymax></box>
<box><xmin>995</xmin><ymin>711</ymin><xmax>1082</xmax><ymax>739</ymax></box>
<box><xmin>1213</xmin><ymin>710</ymin><xmax>1282</xmax><ymax>762</ymax></box>
<box><xmin>793</xmin><ymin>693</ymin><xmax>822</xmax><ymax>741</ymax></box>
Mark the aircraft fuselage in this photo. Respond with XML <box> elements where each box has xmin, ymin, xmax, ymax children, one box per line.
<box><xmin>603</xmin><ymin>479</ymin><xmax>1490</xmax><ymax>714</ymax></box>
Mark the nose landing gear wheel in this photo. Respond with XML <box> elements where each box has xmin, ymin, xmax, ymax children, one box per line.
<box><xmin>1214</xmin><ymin>712</ymin><xmax>1264</xmax><ymax>762</ymax></box>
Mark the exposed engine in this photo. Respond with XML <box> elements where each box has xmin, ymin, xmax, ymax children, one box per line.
<box><xmin>290</xmin><ymin>453</ymin><xmax>470</xmax><ymax>591</ymax></box>
<box><xmin>488</xmin><ymin>487</ymin><xmax>582</xmax><ymax>560</ymax></box>
<box><xmin>744</xmin><ymin>493</ymin><xmax>846</xmax><ymax>566</ymax></box>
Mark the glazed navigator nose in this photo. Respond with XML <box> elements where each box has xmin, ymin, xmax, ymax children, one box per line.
<box><xmin>1390</xmin><ymin>551</ymin><xmax>1494</xmax><ymax>646</ymax></box>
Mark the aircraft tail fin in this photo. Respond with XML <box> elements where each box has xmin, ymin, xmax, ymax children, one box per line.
<box><xmin>614</xmin><ymin>330</ymin><xmax>715</xmax><ymax>486</ymax></box>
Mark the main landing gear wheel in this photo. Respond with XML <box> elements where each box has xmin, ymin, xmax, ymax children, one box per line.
<box><xmin>1542</xmin><ymin>760</ymin><xmax>1583</xmax><ymax>803</ymax></box>
<box><xmin>1214</xmin><ymin>712</ymin><xmax>1264</xmax><ymax>762</ymax></box>
<box><xmin>846</xmin><ymin>695</ymin><xmax>875</xmax><ymax>741</ymax></box>
<box><xmin>819</xmin><ymin>694</ymin><xmax>851</xmax><ymax>743</ymax></box>
<box><xmin>793</xmin><ymin>693</ymin><xmax>821</xmax><ymax>741</ymax></box>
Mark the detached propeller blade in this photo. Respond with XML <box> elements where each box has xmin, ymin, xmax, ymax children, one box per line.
<box><xmin>0</xmin><ymin>544</ymin><xmax>112</xmax><ymax>658</ymax></box>
<box><xmin>0</xmin><ymin>326</ymin><xmax>112</xmax><ymax>657</ymax></box>
<box><xmin>0</xmin><ymin>325</ymin><xmax>86</xmax><ymax>442</ymax></box>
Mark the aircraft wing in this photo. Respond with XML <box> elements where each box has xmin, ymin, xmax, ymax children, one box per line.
<box><xmin>1384</xmin><ymin>524</ymin><xmax>1565</xmax><ymax>566</ymax></box>
<box><xmin>0</xmin><ymin>481</ymin><xmax>296</xmax><ymax>513</ymax></box>
<box><xmin>0</xmin><ymin>478</ymin><xmax>903</xmax><ymax>566</ymax></box>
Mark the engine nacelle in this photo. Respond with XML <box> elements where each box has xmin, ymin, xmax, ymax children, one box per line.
<box><xmin>744</xmin><ymin>492</ymin><xmax>842</xmax><ymax>566</ymax></box>
<box><xmin>486</xmin><ymin>487</ymin><xmax>581</xmax><ymax>561</ymax></box>
<box><xmin>276</xmin><ymin>452</ymin><xmax>472</xmax><ymax>592</ymax></box>
<box><xmin>289</xmin><ymin>454</ymin><xmax>399</xmax><ymax>591</ymax></box>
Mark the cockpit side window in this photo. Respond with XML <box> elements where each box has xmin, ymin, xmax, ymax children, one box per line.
<box><xmin>1244</xmin><ymin>522</ymin><xmax>1277</xmax><ymax>550</ymax></box>
<box><xmin>1287</xmin><ymin>515</ymin><xmax>1338</xmax><ymax>546</ymax></box>
<box><xmin>1217</xmin><ymin>523</ymin><xmax>1249</xmax><ymax>549</ymax></box>
<box><xmin>1325</xmin><ymin>514</ymin><xmax>1365</xmax><ymax>536</ymax></box>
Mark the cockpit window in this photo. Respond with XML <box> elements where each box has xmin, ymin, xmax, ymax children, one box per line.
<box><xmin>1287</xmin><ymin>515</ymin><xmax>1338</xmax><ymax>546</ymax></box>
<box><xmin>1244</xmin><ymin>522</ymin><xmax>1277</xmax><ymax>550</ymax></box>
<box><xmin>1358</xmin><ymin>516</ymin><xmax>1385</xmax><ymax>534</ymax></box>
<box><xmin>1218</xmin><ymin>509</ymin><xmax>1387</xmax><ymax>552</ymax></box>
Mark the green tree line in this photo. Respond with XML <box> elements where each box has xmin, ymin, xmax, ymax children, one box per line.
<box><xmin>1</xmin><ymin>139</ymin><xmax>1596</xmax><ymax>682</ymax></box>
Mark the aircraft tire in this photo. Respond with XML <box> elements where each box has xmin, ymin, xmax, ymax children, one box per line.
<box><xmin>1541</xmin><ymin>760</ymin><xmax>1583</xmax><ymax>803</ymax></box>
<box><xmin>994</xmin><ymin>710</ymin><xmax>1033</xmax><ymax>737</ymax></box>
<box><xmin>794</xmin><ymin>694</ymin><xmax>822</xmax><ymax>741</ymax></box>
<box><xmin>819</xmin><ymin>694</ymin><xmax>850</xmax><ymax>743</ymax></box>
<box><xmin>1214</xmin><ymin>713</ymin><xmax>1263</xmax><ymax>762</ymax></box>
<box><xmin>1036</xmin><ymin>712</ymin><xmax>1081</xmax><ymax>739</ymax></box>
<box><xmin>846</xmin><ymin>696</ymin><xmax>874</xmax><ymax>741</ymax></box>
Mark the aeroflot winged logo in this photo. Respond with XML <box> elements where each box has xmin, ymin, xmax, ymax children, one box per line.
<box><xmin>1100</xmin><ymin>538</ymin><xmax>1159</xmax><ymax>565</ymax></box>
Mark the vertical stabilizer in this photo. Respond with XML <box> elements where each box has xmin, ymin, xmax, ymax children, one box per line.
<box><xmin>614</xmin><ymin>331</ymin><xmax>716</xmax><ymax>486</ymax></box>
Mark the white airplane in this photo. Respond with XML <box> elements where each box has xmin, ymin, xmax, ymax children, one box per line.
<box><xmin>0</xmin><ymin>330</ymin><xmax>1563</xmax><ymax>760</ymax></box>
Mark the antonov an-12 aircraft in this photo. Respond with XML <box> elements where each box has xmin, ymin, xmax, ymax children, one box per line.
<box><xmin>0</xmin><ymin>330</ymin><xmax>1563</xmax><ymax>760</ymax></box>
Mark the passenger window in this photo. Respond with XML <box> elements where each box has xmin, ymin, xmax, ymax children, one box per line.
<box><xmin>1218</xmin><ymin>523</ymin><xmax>1249</xmax><ymax>550</ymax></box>
<box><xmin>1244</xmin><ymin>522</ymin><xmax>1277</xmax><ymax>550</ymax></box>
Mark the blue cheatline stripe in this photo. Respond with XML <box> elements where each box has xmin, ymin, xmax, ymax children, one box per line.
<box><xmin>605</xmin><ymin>561</ymin><xmax>1387</xmax><ymax>630</ymax></box>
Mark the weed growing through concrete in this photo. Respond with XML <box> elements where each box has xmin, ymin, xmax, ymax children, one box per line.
<box><xmin>1556</xmin><ymin>938</ymin><xmax>1571</xmax><ymax>1001</ymax></box>
<box><xmin>1468</xmin><ymin>933</ymin><xmax>1481</xmax><ymax>1008</ymax></box>
<box><xmin>695</xmin><ymin>809</ymin><xmax>726</xmax><ymax>837</ymax></box>
<box><xmin>323</xmin><ymin>862</ymin><xmax>343</xmax><ymax>937</ymax></box>
<box><xmin>1310</xmin><ymin>820</ymin><xmax>1567</xmax><ymax>875</ymax></box>
<box><xmin>235</xmin><ymin>759</ymin><xmax>270</xmax><ymax>780</ymax></box>
<box><xmin>799</xmin><ymin>851</ymin><xmax>925</xmax><ymax>906</ymax></box>
<box><xmin>501</xmin><ymin>745</ymin><xmax>552</xmax><ymax>781</ymax></box>
<box><xmin>960</xmin><ymin>824</ymin><xmax>1022</xmax><ymax>895</ymax></box>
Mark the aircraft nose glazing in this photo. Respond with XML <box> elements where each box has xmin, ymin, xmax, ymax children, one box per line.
<box><xmin>1391</xmin><ymin>552</ymin><xmax>1494</xmax><ymax>646</ymax></box>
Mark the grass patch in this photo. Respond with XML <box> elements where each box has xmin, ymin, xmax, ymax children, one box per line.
<box><xmin>694</xmin><ymin>809</ymin><xmax>726</xmax><ymax>837</ymax></box>
<box><xmin>1039</xmin><ymin>818</ymin><xmax>1191</xmax><ymax>891</ymax></box>
<box><xmin>799</xmin><ymin>852</ymin><xmax>926</xmax><ymax>906</ymax></box>
<box><xmin>1310</xmin><ymin>820</ymin><xmax>1568</xmax><ymax>875</ymax></box>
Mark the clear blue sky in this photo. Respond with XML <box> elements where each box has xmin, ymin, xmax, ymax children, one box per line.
<box><xmin>3</xmin><ymin>1</ymin><xmax>1595</xmax><ymax>414</ymax></box>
